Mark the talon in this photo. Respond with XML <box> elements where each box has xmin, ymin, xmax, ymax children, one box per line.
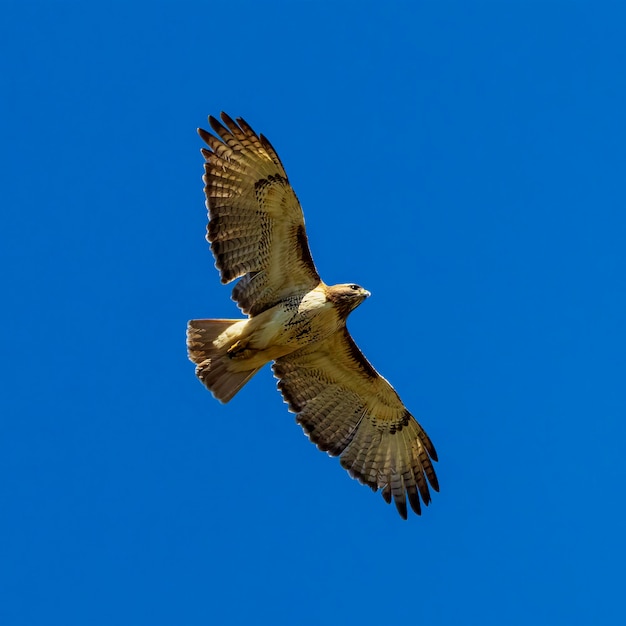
<box><xmin>227</xmin><ymin>339</ymin><xmax>249</xmax><ymax>359</ymax></box>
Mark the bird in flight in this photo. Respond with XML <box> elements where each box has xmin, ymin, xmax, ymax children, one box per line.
<box><xmin>187</xmin><ymin>113</ymin><xmax>439</xmax><ymax>519</ymax></box>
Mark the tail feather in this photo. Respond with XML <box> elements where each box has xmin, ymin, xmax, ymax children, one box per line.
<box><xmin>187</xmin><ymin>318</ymin><xmax>261</xmax><ymax>403</ymax></box>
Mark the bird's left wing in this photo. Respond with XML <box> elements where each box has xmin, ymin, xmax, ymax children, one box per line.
<box><xmin>272</xmin><ymin>328</ymin><xmax>439</xmax><ymax>519</ymax></box>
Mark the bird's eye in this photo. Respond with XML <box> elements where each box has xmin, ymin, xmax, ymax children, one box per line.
<box><xmin>350</xmin><ymin>284</ymin><xmax>359</xmax><ymax>290</ymax></box>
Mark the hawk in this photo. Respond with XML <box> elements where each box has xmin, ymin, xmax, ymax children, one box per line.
<box><xmin>187</xmin><ymin>113</ymin><xmax>439</xmax><ymax>519</ymax></box>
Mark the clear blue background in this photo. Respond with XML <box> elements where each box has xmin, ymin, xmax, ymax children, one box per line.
<box><xmin>2</xmin><ymin>2</ymin><xmax>625</xmax><ymax>624</ymax></box>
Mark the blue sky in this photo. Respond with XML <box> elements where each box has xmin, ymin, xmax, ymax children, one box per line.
<box><xmin>2</xmin><ymin>2</ymin><xmax>626</xmax><ymax>624</ymax></box>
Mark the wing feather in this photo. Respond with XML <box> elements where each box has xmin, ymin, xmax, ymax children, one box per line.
<box><xmin>273</xmin><ymin>328</ymin><xmax>439</xmax><ymax>519</ymax></box>
<box><xmin>199</xmin><ymin>113</ymin><xmax>320</xmax><ymax>315</ymax></box>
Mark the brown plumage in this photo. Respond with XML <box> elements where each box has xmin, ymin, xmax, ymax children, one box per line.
<box><xmin>187</xmin><ymin>113</ymin><xmax>439</xmax><ymax>519</ymax></box>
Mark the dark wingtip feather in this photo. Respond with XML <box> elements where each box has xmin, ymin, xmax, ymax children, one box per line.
<box><xmin>429</xmin><ymin>444</ymin><xmax>439</xmax><ymax>463</ymax></box>
<box><xmin>198</xmin><ymin>127</ymin><xmax>214</xmax><ymax>148</ymax></box>
<box><xmin>235</xmin><ymin>116</ymin><xmax>258</xmax><ymax>138</ymax></box>
<box><xmin>395</xmin><ymin>498</ymin><xmax>408</xmax><ymax>520</ymax></box>
<box><xmin>381</xmin><ymin>484</ymin><xmax>392</xmax><ymax>504</ymax></box>
<box><xmin>420</xmin><ymin>428</ymin><xmax>438</xmax><ymax>462</ymax></box>
<box><xmin>429</xmin><ymin>472</ymin><xmax>440</xmax><ymax>492</ymax></box>
<box><xmin>220</xmin><ymin>111</ymin><xmax>239</xmax><ymax>133</ymax></box>
<box><xmin>209</xmin><ymin>114</ymin><xmax>228</xmax><ymax>136</ymax></box>
<box><xmin>417</xmin><ymin>483</ymin><xmax>431</xmax><ymax>506</ymax></box>
<box><xmin>408</xmin><ymin>489</ymin><xmax>422</xmax><ymax>516</ymax></box>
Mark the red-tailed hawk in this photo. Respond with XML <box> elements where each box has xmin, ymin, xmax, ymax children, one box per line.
<box><xmin>187</xmin><ymin>113</ymin><xmax>439</xmax><ymax>519</ymax></box>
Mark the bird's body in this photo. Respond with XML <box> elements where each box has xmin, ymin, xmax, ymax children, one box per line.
<box><xmin>189</xmin><ymin>283</ymin><xmax>367</xmax><ymax>400</ymax></box>
<box><xmin>188</xmin><ymin>113</ymin><xmax>439</xmax><ymax>519</ymax></box>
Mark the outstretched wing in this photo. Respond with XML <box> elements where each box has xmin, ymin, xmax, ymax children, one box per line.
<box><xmin>272</xmin><ymin>328</ymin><xmax>439</xmax><ymax>519</ymax></box>
<box><xmin>199</xmin><ymin>113</ymin><xmax>321</xmax><ymax>316</ymax></box>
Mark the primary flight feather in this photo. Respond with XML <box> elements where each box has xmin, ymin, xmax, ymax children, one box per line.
<box><xmin>187</xmin><ymin>113</ymin><xmax>439</xmax><ymax>519</ymax></box>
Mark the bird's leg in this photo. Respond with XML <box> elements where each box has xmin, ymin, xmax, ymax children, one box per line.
<box><xmin>227</xmin><ymin>339</ymin><xmax>252</xmax><ymax>359</ymax></box>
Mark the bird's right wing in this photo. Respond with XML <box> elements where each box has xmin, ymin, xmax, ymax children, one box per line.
<box><xmin>199</xmin><ymin>113</ymin><xmax>321</xmax><ymax>316</ymax></box>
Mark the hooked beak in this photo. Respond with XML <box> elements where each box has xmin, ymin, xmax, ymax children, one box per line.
<box><xmin>363</xmin><ymin>289</ymin><xmax>371</xmax><ymax>298</ymax></box>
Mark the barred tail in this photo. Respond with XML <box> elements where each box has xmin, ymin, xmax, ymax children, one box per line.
<box><xmin>187</xmin><ymin>319</ymin><xmax>260</xmax><ymax>403</ymax></box>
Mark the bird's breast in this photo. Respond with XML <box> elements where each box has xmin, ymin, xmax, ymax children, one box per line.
<box><xmin>282</xmin><ymin>292</ymin><xmax>340</xmax><ymax>346</ymax></box>
<box><xmin>245</xmin><ymin>289</ymin><xmax>341</xmax><ymax>357</ymax></box>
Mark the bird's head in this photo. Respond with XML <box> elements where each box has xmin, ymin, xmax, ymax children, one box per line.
<box><xmin>326</xmin><ymin>283</ymin><xmax>371</xmax><ymax>318</ymax></box>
